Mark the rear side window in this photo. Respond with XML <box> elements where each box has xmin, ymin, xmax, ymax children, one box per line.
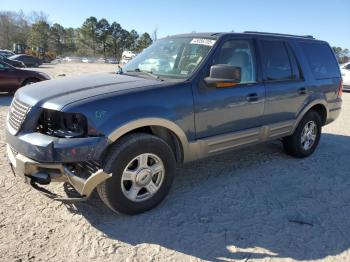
<box><xmin>300</xmin><ymin>41</ymin><xmax>339</xmax><ymax>79</ymax></box>
<box><xmin>260</xmin><ymin>40</ymin><xmax>294</xmax><ymax>81</ymax></box>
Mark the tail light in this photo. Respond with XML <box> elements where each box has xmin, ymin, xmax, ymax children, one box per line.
<box><xmin>338</xmin><ymin>79</ymin><xmax>343</xmax><ymax>98</ymax></box>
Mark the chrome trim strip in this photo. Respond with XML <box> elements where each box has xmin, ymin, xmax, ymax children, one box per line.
<box><xmin>187</xmin><ymin>120</ymin><xmax>295</xmax><ymax>159</ymax></box>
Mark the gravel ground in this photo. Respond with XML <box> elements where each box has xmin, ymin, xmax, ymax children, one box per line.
<box><xmin>0</xmin><ymin>64</ymin><xmax>350</xmax><ymax>262</ymax></box>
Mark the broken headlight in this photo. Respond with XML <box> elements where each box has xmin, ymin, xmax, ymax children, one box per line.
<box><xmin>37</xmin><ymin>109</ymin><xmax>88</xmax><ymax>138</ymax></box>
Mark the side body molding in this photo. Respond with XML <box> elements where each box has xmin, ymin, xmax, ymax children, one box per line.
<box><xmin>106</xmin><ymin>98</ymin><xmax>330</xmax><ymax>164</ymax></box>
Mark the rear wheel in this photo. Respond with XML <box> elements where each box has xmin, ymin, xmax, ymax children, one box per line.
<box><xmin>97</xmin><ymin>133</ymin><xmax>176</xmax><ymax>215</ymax></box>
<box><xmin>283</xmin><ymin>110</ymin><xmax>322</xmax><ymax>158</ymax></box>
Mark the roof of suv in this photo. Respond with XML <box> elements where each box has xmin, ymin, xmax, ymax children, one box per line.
<box><xmin>166</xmin><ymin>31</ymin><xmax>316</xmax><ymax>41</ymax></box>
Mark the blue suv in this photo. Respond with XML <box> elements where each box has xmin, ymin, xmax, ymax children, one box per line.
<box><xmin>6</xmin><ymin>32</ymin><xmax>342</xmax><ymax>214</ymax></box>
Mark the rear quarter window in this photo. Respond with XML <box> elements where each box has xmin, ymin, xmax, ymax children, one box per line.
<box><xmin>300</xmin><ymin>41</ymin><xmax>339</xmax><ymax>79</ymax></box>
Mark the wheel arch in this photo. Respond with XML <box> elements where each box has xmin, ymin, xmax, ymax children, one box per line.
<box><xmin>309</xmin><ymin>104</ymin><xmax>327</xmax><ymax>125</ymax></box>
<box><xmin>21</xmin><ymin>77</ymin><xmax>41</xmax><ymax>87</ymax></box>
<box><xmin>107</xmin><ymin>118</ymin><xmax>190</xmax><ymax>165</ymax></box>
<box><xmin>293</xmin><ymin>99</ymin><xmax>328</xmax><ymax>133</ymax></box>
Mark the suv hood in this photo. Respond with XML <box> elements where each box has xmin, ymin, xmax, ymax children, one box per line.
<box><xmin>16</xmin><ymin>73</ymin><xmax>161</xmax><ymax>110</ymax></box>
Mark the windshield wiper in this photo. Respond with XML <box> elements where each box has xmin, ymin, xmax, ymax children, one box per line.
<box><xmin>126</xmin><ymin>68</ymin><xmax>163</xmax><ymax>80</ymax></box>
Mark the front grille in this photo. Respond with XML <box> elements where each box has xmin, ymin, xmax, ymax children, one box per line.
<box><xmin>76</xmin><ymin>161</ymin><xmax>101</xmax><ymax>174</ymax></box>
<box><xmin>8</xmin><ymin>98</ymin><xmax>31</xmax><ymax>133</ymax></box>
<box><xmin>68</xmin><ymin>161</ymin><xmax>101</xmax><ymax>179</ymax></box>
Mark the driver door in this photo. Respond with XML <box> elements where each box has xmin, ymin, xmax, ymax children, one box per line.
<box><xmin>193</xmin><ymin>38</ymin><xmax>265</xmax><ymax>138</ymax></box>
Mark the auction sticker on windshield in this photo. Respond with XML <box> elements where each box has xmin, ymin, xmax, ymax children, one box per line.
<box><xmin>190</xmin><ymin>38</ymin><xmax>216</xmax><ymax>46</ymax></box>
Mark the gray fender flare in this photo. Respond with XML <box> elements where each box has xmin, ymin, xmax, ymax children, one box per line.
<box><xmin>107</xmin><ymin>117</ymin><xmax>192</xmax><ymax>162</ymax></box>
<box><xmin>292</xmin><ymin>97</ymin><xmax>328</xmax><ymax>133</ymax></box>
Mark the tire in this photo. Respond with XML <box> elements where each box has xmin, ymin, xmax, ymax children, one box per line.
<box><xmin>97</xmin><ymin>133</ymin><xmax>176</xmax><ymax>215</ymax></box>
<box><xmin>22</xmin><ymin>78</ymin><xmax>39</xmax><ymax>86</ymax></box>
<box><xmin>283</xmin><ymin>110</ymin><xmax>322</xmax><ymax>158</ymax></box>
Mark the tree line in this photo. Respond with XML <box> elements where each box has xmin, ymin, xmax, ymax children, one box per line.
<box><xmin>332</xmin><ymin>47</ymin><xmax>349</xmax><ymax>64</ymax></box>
<box><xmin>1</xmin><ymin>10</ymin><xmax>349</xmax><ymax>63</ymax></box>
<box><xmin>0</xmin><ymin>11</ymin><xmax>153</xmax><ymax>59</ymax></box>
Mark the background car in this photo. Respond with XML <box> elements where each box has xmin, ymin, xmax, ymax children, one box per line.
<box><xmin>0</xmin><ymin>54</ymin><xmax>26</xmax><ymax>68</ymax></box>
<box><xmin>120</xmin><ymin>50</ymin><xmax>136</xmax><ymax>65</ymax></box>
<box><xmin>0</xmin><ymin>49</ymin><xmax>15</xmax><ymax>58</ymax></box>
<box><xmin>0</xmin><ymin>60</ymin><xmax>50</xmax><ymax>93</ymax></box>
<box><xmin>62</xmin><ymin>56</ymin><xmax>81</xmax><ymax>63</ymax></box>
<box><xmin>107</xmin><ymin>58</ymin><xmax>118</xmax><ymax>64</ymax></box>
<box><xmin>340</xmin><ymin>62</ymin><xmax>350</xmax><ymax>90</ymax></box>
<box><xmin>8</xmin><ymin>54</ymin><xmax>41</xmax><ymax>67</ymax></box>
<box><xmin>96</xmin><ymin>57</ymin><xmax>107</xmax><ymax>63</ymax></box>
<box><xmin>81</xmin><ymin>57</ymin><xmax>95</xmax><ymax>63</ymax></box>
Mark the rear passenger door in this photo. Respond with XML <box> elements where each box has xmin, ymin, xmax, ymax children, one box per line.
<box><xmin>258</xmin><ymin>39</ymin><xmax>307</xmax><ymax>125</ymax></box>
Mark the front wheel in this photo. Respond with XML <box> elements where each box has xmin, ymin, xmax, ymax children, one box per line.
<box><xmin>97</xmin><ymin>133</ymin><xmax>176</xmax><ymax>215</ymax></box>
<box><xmin>22</xmin><ymin>78</ymin><xmax>39</xmax><ymax>86</ymax></box>
<box><xmin>283</xmin><ymin>110</ymin><xmax>322</xmax><ymax>158</ymax></box>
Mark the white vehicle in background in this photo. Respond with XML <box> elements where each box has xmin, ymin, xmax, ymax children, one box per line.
<box><xmin>62</xmin><ymin>57</ymin><xmax>81</xmax><ymax>63</ymax></box>
<box><xmin>82</xmin><ymin>57</ymin><xmax>95</xmax><ymax>63</ymax></box>
<box><xmin>340</xmin><ymin>62</ymin><xmax>350</xmax><ymax>90</ymax></box>
<box><xmin>120</xmin><ymin>50</ymin><xmax>136</xmax><ymax>65</ymax></box>
<box><xmin>138</xmin><ymin>58</ymin><xmax>173</xmax><ymax>72</ymax></box>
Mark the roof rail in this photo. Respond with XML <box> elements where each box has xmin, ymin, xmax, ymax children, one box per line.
<box><xmin>243</xmin><ymin>31</ymin><xmax>315</xmax><ymax>39</ymax></box>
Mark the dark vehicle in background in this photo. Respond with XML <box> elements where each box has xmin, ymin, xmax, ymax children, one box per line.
<box><xmin>6</xmin><ymin>32</ymin><xmax>342</xmax><ymax>215</ymax></box>
<box><xmin>8</xmin><ymin>54</ymin><xmax>41</xmax><ymax>67</ymax></box>
<box><xmin>0</xmin><ymin>50</ymin><xmax>15</xmax><ymax>58</ymax></box>
<box><xmin>0</xmin><ymin>61</ymin><xmax>50</xmax><ymax>92</ymax></box>
<box><xmin>0</xmin><ymin>54</ymin><xmax>26</xmax><ymax>68</ymax></box>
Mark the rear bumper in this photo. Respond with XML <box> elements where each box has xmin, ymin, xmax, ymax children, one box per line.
<box><xmin>7</xmin><ymin>144</ymin><xmax>111</xmax><ymax>198</ymax></box>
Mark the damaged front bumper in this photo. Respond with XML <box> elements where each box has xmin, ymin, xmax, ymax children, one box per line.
<box><xmin>6</xmin><ymin>128</ymin><xmax>112</xmax><ymax>201</ymax></box>
<box><xmin>7</xmin><ymin>144</ymin><xmax>112</xmax><ymax>201</ymax></box>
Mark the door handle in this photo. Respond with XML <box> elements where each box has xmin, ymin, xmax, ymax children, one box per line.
<box><xmin>246</xmin><ymin>93</ymin><xmax>259</xmax><ymax>102</ymax></box>
<box><xmin>298</xmin><ymin>87</ymin><xmax>307</xmax><ymax>95</ymax></box>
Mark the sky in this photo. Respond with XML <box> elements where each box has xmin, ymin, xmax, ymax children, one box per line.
<box><xmin>2</xmin><ymin>0</ymin><xmax>350</xmax><ymax>48</ymax></box>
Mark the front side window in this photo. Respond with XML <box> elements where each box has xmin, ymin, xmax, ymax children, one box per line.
<box><xmin>214</xmin><ymin>39</ymin><xmax>256</xmax><ymax>83</ymax></box>
<box><xmin>260</xmin><ymin>40</ymin><xmax>293</xmax><ymax>81</ymax></box>
<box><xmin>123</xmin><ymin>37</ymin><xmax>216</xmax><ymax>78</ymax></box>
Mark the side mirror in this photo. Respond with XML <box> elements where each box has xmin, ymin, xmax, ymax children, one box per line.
<box><xmin>204</xmin><ymin>64</ymin><xmax>241</xmax><ymax>88</ymax></box>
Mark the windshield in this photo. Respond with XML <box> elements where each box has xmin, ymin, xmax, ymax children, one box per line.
<box><xmin>123</xmin><ymin>37</ymin><xmax>216</xmax><ymax>78</ymax></box>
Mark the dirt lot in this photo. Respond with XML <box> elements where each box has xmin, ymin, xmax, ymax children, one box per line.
<box><xmin>36</xmin><ymin>62</ymin><xmax>118</xmax><ymax>79</ymax></box>
<box><xmin>1</xmin><ymin>63</ymin><xmax>350</xmax><ymax>262</ymax></box>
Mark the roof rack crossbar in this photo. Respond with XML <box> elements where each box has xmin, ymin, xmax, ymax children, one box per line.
<box><xmin>243</xmin><ymin>31</ymin><xmax>314</xmax><ymax>39</ymax></box>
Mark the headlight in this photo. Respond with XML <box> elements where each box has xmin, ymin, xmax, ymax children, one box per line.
<box><xmin>37</xmin><ymin>109</ymin><xmax>88</xmax><ymax>138</ymax></box>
